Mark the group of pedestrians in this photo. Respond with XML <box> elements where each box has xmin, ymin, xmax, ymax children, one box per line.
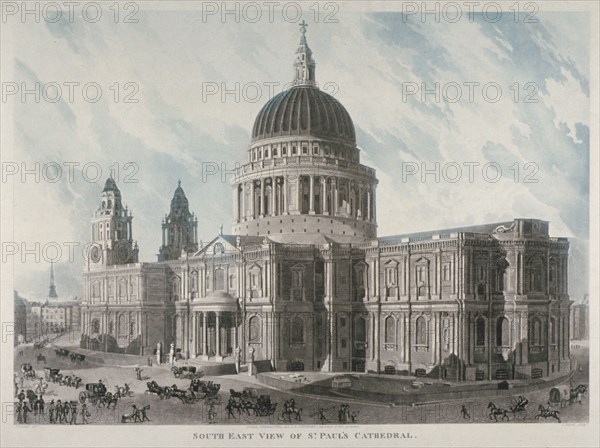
<box><xmin>46</xmin><ymin>400</ymin><xmax>89</xmax><ymax>425</ymax></box>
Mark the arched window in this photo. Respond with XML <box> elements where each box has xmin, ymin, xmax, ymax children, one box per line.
<box><xmin>476</xmin><ymin>317</ymin><xmax>485</xmax><ymax>346</ymax></box>
<box><xmin>530</xmin><ymin>318</ymin><xmax>542</xmax><ymax>345</ymax></box>
<box><xmin>416</xmin><ymin>317</ymin><xmax>427</xmax><ymax>345</ymax></box>
<box><xmin>171</xmin><ymin>279</ymin><xmax>179</xmax><ymax>301</ymax></box>
<box><xmin>290</xmin><ymin>317</ymin><xmax>304</xmax><ymax>345</ymax></box>
<box><xmin>385</xmin><ymin>316</ymin><xmax>396</xmax><ymax>344</ymax></box>
<box><xmin>248</xmin><ymin>316</ymin><xmax>261</xmax><ymax>342</ymax></box>
<box><xmin>496</xmin><ymin>317</ymin><xmax>509</xmax><ymax>347</ymax></box>
<box><xmin>214</xmin><ymin>268</ymin><xmax>225</xmax><ymax>291</ymax></box>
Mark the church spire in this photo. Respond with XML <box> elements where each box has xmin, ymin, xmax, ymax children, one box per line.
<box><xmin>293</xmin><ymin>20</ymin><xmax>316</xmax><ymax>86</ymax></box>
<box><xmin>48</xmin><ymin>261</ymin><xmax>58</xmax><ymax>298</ymax></box>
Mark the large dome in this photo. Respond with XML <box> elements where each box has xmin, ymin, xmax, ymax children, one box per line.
<box><xmin>251</xmin><ymin>85</ymin><xmax>356</xmax><ymax>146</ymax></box>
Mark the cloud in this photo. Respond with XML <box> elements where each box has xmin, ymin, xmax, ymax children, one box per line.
<box><xmin>5</xmin><ymin>9</ymin><xmax>589</xmax><ymax>303</ymax></box>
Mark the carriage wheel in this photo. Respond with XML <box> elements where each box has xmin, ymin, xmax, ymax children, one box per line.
<box><xmin>79</xmin><ymin>391</ymin><xmax>87</xmax><ymax>404</ymax></box>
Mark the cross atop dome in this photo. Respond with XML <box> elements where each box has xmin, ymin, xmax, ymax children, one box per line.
<box><xmin>293</xmin><ymin>22</ymin><xmax>316</xmax><ymax>86</ymax></box>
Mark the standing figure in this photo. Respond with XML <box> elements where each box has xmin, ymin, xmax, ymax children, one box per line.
<box><xmin>208</xmin><ymin>405</ymin><xmax>217</xmax><ymax>424</ymax></box>
<box><xmin>234</xmin><ymin>347</ymin><xmax>241</xmax><ymax>374</ymax></box>
<box><xmin>169</xmin><ymin>343</ymin><xmax>176</xmax><ymax>367</ymax></box>
<box><xmin>70</xmin><ymin>402</ymin><xmax>77</xmax><ymax>425</ymax></box>
<box><xmin>48</xmin><ymin>400</ymin><xmax>55</xmax><ymax>424</ymax></box>
<box><xmin>80</xmin><ymin>403</ymin><xmax>89</xmax><ymax>424</ymax></box>
<box><xmin>21</xmin><ymin>402</ymin><xmax>32</xmax><ymax>424</ymax></box>
<box><xmin>156</xmin><ymin>342</ymin><xmax>162</xmax><ymax>365</ymax></box>
<box><xmin>16</xmin><ymin>402</ymin><xmax>23</xmax><ymax>424</ymax></box>
<box><xmin>248</xmin><ymin>347</ymin><xmax>255</xmax><ymax>377</ymax></box>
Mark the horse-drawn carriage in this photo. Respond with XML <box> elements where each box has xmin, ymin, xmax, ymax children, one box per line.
<box><xmin>33</xmin><ymin>339</ymin><xmax>49</xmax><ymax>350</ymax></box>
<box><xmin>70</xmin><ymin>353</ymin><xmax>86</xmax><ymax>364</ymax></box>
<box><xmin>20</xmin><ymin>363</ymin><xmax>37</xmax><ymax>380</ymax></box>
<box><xmin>79</xmin><ymin>382</ymin><xmax>108</xmax><ymax>405</ymax></box>
<box><xmin>256</xmin><ymin>395</ymin><xmax>277</xmax><ymax>417</ymax></box>
<box><xmin>55</xmin><ymin>348</ymin><xmax>70</xmax><ymax>359</ymax></box>
<box><xmin>549</xmin><ymin>385</ymin><xmax>571</xmax><ymax>408</ymax></box>
<box><xmin>191</xmin><ymin>379</ymin><xmax>221</xmax><ymax>404</ymax></box>
<box><xmin>44</xmin><ymin>368</ymin><xmax>61</xmax><ymax>383</ymax></box>
<box><xmin>172</xmin><ymin>365</ymin><xmax>202</xmax><ymax>379</ymax></box>
<box><xmin>146</xmin><ymin>381</ymin><xmax>193</xmax><ymax>403</ymax></box>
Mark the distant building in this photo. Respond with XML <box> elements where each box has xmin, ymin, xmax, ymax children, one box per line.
<box><xmin>570</xmin><ymin>296</ymin><xmax>588</xmax><ymax>341</ymax></box>
<box><xmin>13</xmin><ymin>263</ymin><xmax>81</xmax><ymax>342</ymax></box>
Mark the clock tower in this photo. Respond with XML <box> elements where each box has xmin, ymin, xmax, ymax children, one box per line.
<box><xmin>88</xmin><ymin>177</ymin><xmax>138</xmax><ymax>268</ymax></box>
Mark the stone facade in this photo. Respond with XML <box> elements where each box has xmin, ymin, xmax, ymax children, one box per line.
<box><xmin>80</xmin><ymin>26</ymin><xmax>571</xmax><ymax>380</ymax></box>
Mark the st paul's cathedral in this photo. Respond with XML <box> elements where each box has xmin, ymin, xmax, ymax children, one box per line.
<box><xmin>80</xmin><ymin>25</ymin><xmax>572</xmax><ymax>381</ymax></box>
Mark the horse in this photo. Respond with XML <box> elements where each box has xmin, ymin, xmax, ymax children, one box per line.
<box><xmin>114</xmin><ymin>383</ymin><xmax>133</xmax><ymax>399</ymax></box>
<box><xmin>99</xmin><ymin>392</ymin><xmax>119</xmax><ymax>409</ymax></box>
<box><xmin>535</xmin><ymin>404</ymin><xmax>561</xmax><ymax>423</ymax></box>
<box><xmin>487</xmin><ymin>402</ymin><xmax>510</xmax><ymax>422</ymax></box>
<box><xmin>280</xmin><ymin>405</ymin><xmax>302</xmax><ymax>422</ymax></box>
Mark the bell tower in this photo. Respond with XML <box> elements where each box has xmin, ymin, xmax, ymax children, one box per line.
<box><xmin>88</xmin><ymin>177</ymin><xmax>138</xmax><ymax>267</ymax></box>
<box><xmin>158</xmin><ymin>180</ymin><xmax>198</xmax><ymax>261</ymax></box>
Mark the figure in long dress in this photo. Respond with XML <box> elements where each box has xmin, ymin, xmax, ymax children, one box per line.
<box><xmin>248</xmin><ymin>347</ymin><xmax>255</xmax><ymax>377</ymax></box>
<box><xmin>234</xmin><ymin>347</ymin><xmax>241</xmax><ymax>374</ymax></box>
<box><xmin>169</xmin><ymin>343</ymin><xmax>176</xmax><ymax>367</ymax></box>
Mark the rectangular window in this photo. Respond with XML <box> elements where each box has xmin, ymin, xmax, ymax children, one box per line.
<box><xmin>341</xmin><ymin>339</ymin><xmax>347</xmax><ymax>348</ymax></box>
<box><xmin>340</xmin><ymin>317</ymin><xmax>346</xmax><ymax>327</ymax></box>
<box><xmin>302</xmin><ymin>146</ymin><xmax>308</xmax><ymax>154</ymax></box>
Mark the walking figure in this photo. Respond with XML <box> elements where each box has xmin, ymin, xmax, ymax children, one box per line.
<box><xmin>318</xmin><ymin>407</ymin><xmax>328</xmax><ymax>424</ymax></box>
<box><xmin>70</xmin><ymin>402</ymin><xmax>77</xmax><ymax>425</ymax></box>
<box><xmin>461</xmin><ymin>405</ymin><xmax>471</xmax><ymax>419</ymax></box>
<box><xmin>140</xmin><ymin>405</ymin><xmax>150</xmax><ymax>422</ymax></box>
<box><xmin>226</xmin><ymin>398</ymin><xmax>237</xmax><ymax>420</ymax></box>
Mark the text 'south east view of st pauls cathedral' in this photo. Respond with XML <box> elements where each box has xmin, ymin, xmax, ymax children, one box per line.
<box><xmin>5</xmin><ymin>4</ymin><xmax>594</xmax><ymax>444</ymax></box>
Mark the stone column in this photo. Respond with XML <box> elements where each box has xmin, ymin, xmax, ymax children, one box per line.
<box><xmin>191</xmin><ymin>312</ymin><xmax>197</xmax><ymax>358</ymax></box>
<box><xmin>297</xmin><ymin>177</ymin><xmax>303</xmax><ymax>213</ymax></box>
<box><xmin>250</xmin><ymin>181</ymin><xmax>255</xmax><ymax>219</ymax></box>
<box><xmin>358</xmin><ymin>183</ymin><xmax>363</xmax><ymax>219</ymax></box>
<box><xmin>202</xmin><ymin>312</ymin><xmax>208</xmax><ymax>357</ymax></box>
<box><xmin>372</xmin><ymin>184</ymin><xmax>377</xmax><ymax>222</ymax></box>
<box><xmin>241</xmin><ymin>183</ymin><xmax>246</xmax><ymax>221</ymax></box>
<box><xmin>309</xmin><ymin>175</ymin><xmax>315</xmax><ymax>214</ymax></box>
<box><xmin>260</xmin><ymin>178</ymin><xmax>265</xmax><ymax>217</ymax></box>
<box><xmin>321</xmin><ymin>178</ymin><xmax>328</xmax><ymax>215</ymax></box>
<box><xmin>333</xmin><ymin>178</ymin><xmax>338</xmax><ymax>217</ymax></box>
<box><xmin>216</xmin><ymin>313</ymin><xmax>222</xmax><ymax>357</ymax></box>
<box><xmin>367</xmin><ymin>187</ymin><xmax>371</xmax><ymax>222</ymax></box>
<box><xmin>270</xmin><ymin>179</ymin><xmax>276</xmax><ymax>216</ymax></box>
<box><xmin>283</xmin><ymin>176</ymin><xmax>288</xmax><ymax>214</ymax></box>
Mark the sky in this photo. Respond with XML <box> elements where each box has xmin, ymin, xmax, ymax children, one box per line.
<box><xmin>2</xmin><ymin>3</ymin><xmax>590</xmax><ymax>303</ymax></box>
